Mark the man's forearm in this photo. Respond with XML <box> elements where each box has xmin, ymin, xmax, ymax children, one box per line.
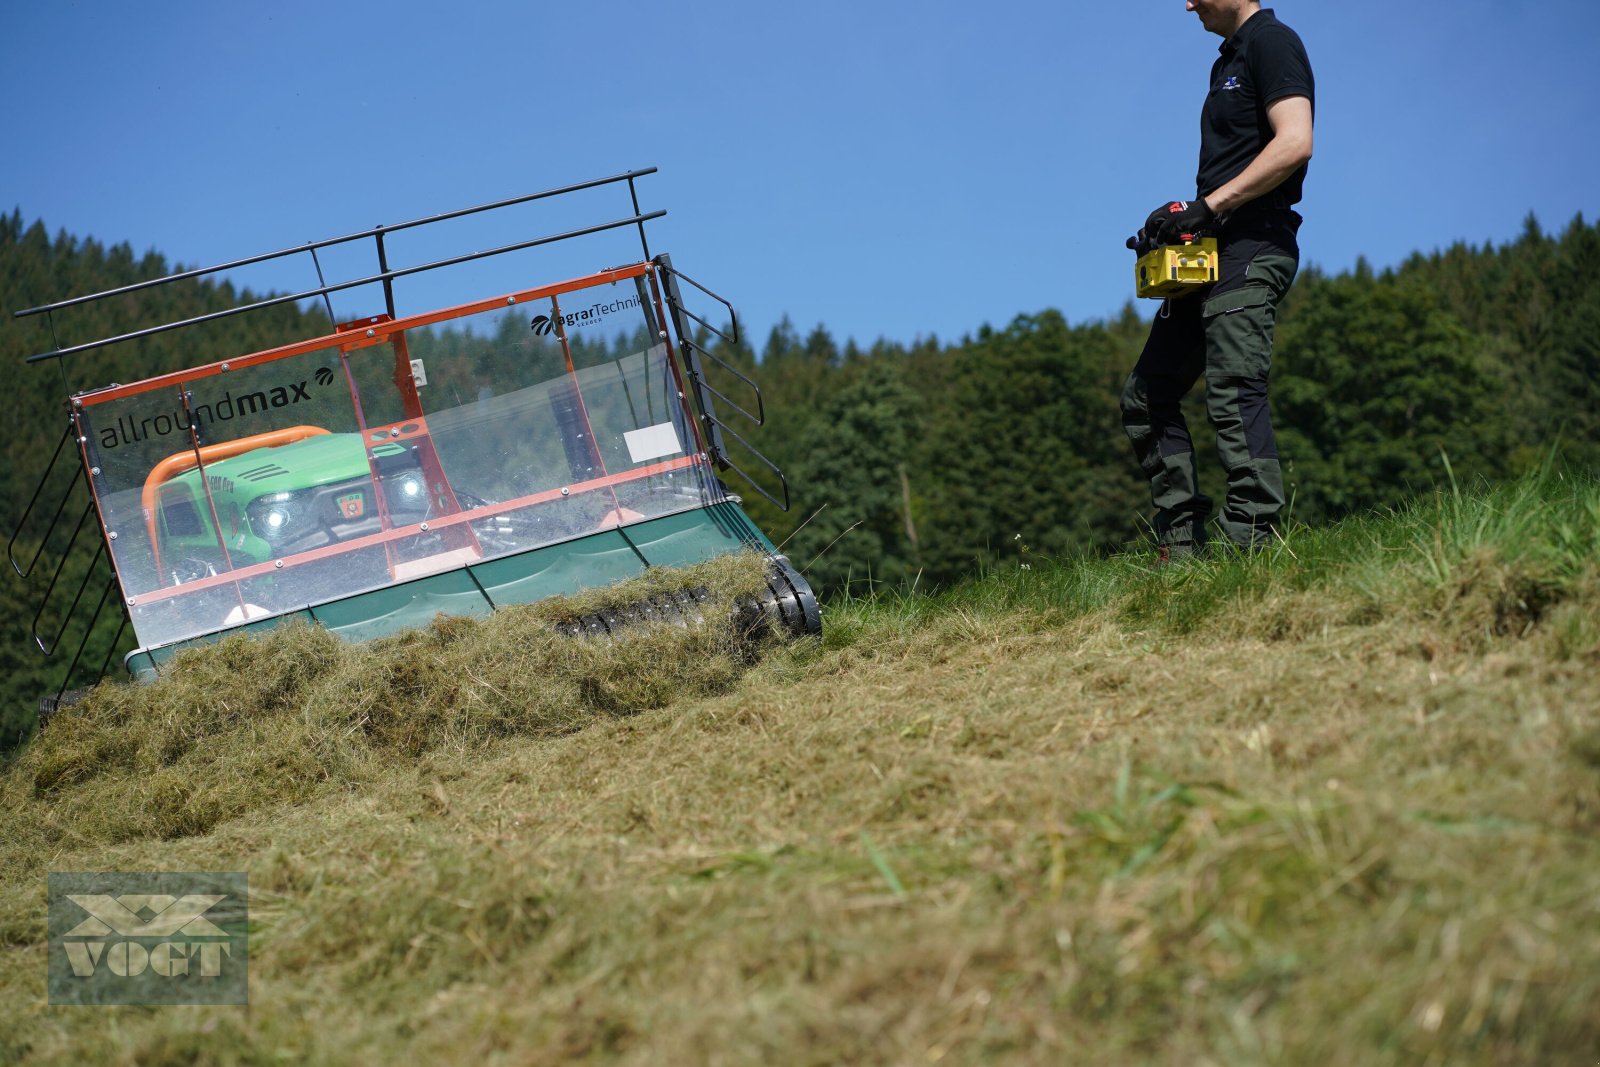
<box><xmin>1203</xmin><ymin>96</ymin><xmax>1314</xmax><ymax>216</ymax></box>
<box><xmin>1204</xmin><ymin>132</ymin><xmax>1311</xmax><ymax>215</ymax></box>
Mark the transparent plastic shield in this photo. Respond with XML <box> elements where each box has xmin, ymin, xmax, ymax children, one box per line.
<box><xmin>78</xmin><ymin>386</ymin><xmax>203</xmax><ymax>599</ymax></box>
<box><xmin>375</xmin><ymin>276</ymin><xmax>719</xmax><ymax>560</ymax></box>
<box><xmin>183</xmin><ymin>346</ymin><xmax>410</xmax><ymax>630</ymax></box>
<box><xmin>80</xmin><ymin>344</ymin><xmax>384</xmax><ymax>647</ymax></box>
<box><xmin>79</xmin><ymin>264</ymin><xmax>722</xmax><ymax>653</ymax></box>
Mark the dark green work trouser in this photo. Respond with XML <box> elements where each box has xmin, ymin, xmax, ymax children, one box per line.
<box><xmin>1120</xmin><ymin>223</ymin><xmax>1299</xmax><ymax>550</ymax></box>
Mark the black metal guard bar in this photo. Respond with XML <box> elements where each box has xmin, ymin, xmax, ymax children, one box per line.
<box><xmin>628</xmin><ymin>175</ymin><xmax>651</xmax><ymax>263</ymax></box>
<box><xmin>8</xmin><ymin>422</ymin><xmax>78</xmax><ymax>577</ymax></box>
<box><xmin>655</xmin><ymin>253</ymin><xmax>727</xmax><ymax>467</ymax></box>
<box><xmin>13</xmin><ymin>167</ymin><xmax>659</xmax><ymax>320</ymax></box>
<box><xmin>655</xmin><ymin>257</ymin><xmax>764</xmax><ymax>426</ymax></box>
<box><xmin>50</xmin><ymin>570</ymin><xmax>119</xmax><ymax>712</ymax></box>
<box><xmin>704</xmin><ymin>412</ymin><xmax>791</xmax><ymax>513</ymax></box>
<box><xmin>686</xmin><ymin>366</ymin><xmax>761</xmax><ymax>428</ymax></box>
<box><xmin>376</xmin><ymin>231</ymin><xmax>397</xmax><ymax>321</ymax></box>
<box><xmin>25</xmin><ymin>210</ymin><xmax>667</xmax><ymax>364</ymax></box>
<box><xmin>682</xmin><ymin>336</ymin><xmax>766</xmax><ymax>426</ymax></box>
<box><xmin>656</xmin><ymin>262</ymin><xmax>739</xmax><ymax>345</ymax></box>
<box><xmin>669</xmin><ymin>301</ymin><xmax>735</xmax><ymax>346</ymax></box>
<box><xmin>32</xmin><ymin>517</ymin><xmax>104</xmax><ymax>656</ymax></box>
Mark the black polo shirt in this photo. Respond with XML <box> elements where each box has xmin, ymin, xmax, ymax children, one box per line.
<box><xmin>1196</xmin><ymin>8</ymin><xmax>1314</xmax><ymax>211</ymax></box>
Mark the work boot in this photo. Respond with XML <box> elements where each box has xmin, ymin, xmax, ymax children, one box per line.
<box><xmin>1154</xmin><ymin>540</ymin><xmax>1205</xmax><ymax>568</ymax></box>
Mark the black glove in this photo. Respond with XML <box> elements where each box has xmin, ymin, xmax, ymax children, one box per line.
<box><xmin>1126</xmin><ymin>230</ymin><xmax>1156</xmax><ymax>256</ymax></box>
<box><xmin>1144</xmin><ymin>199</ymin><xmax>1215</xmax><ymax>246</ymax></box>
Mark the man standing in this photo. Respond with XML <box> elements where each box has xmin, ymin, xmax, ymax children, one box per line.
<box><xmin>1120</xmin><ymin>1</ymin><xmax>1314</xmax><ymax>557</ymax></box>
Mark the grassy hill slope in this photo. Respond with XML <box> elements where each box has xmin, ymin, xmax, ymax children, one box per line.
<box><xmin>1</xmin><ymin>466</ymin><xmax>1597</xmax><ymax>1065</ymax></box>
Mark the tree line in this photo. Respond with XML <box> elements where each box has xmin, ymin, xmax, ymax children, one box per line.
<box><xmin>3</xmin><ymin>209</ymin><xmax>1596</xmax><ymax>746</ymax></box>
<box><xmin>723</xmin><ymin>213</ymin><xmax>1598</xmax><ymax>594</ymax></box>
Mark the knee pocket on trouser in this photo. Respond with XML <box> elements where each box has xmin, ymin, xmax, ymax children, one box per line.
<box><xmin>1202</xmin><ymin>286</ymin><xmax>1277</xmax><ymax>379</ymax></box>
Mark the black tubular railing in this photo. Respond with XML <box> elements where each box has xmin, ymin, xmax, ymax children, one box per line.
<box><xmin>20</xmin><ymin>506</ymin><xmax>131</xmax><ymax>713</ymax></box>
<box><xmin>704</xmin><ymin>413</ymin><xmax>792</xmax><ymax>513</ymax></box>
<box><xmin>655</xmin><ymin>261</ymin><xmax>766</xmax><ymax>426</ymax></box>
<box><xmin>682</xmin><ymin>345</ymin><xmax>764</xmax><ymax>427</ymax></box>
<box><xmin>9</xmin><ymin>413</ymin><xmax>133</xmax><ymax>710</ymax></box>
<box><xmin>15</xmin><ymin>167</ymin><xmax>663</xmax><ymax>365</ymax></box>
<box><xmin>32</xmin><ymin>549</ymin><xmax>130</xmax><ymax>723</ymax></box>
<box><xmin>45</xmin><ymin>566</ymin><xmax>124</xmax><ymax>716</ymax></box>
<box><xmin>654</xmin><ymin>254</ymin><xmax>790</xmax><ymax>512</ymax></box>
<box><xmin>30</xmin><ymin>504</ymin><xmax>102</xmax><ymax>656</ymax></box>
<box><xmin>8</xmin><ymin>422</ymin><xmax>79</xmax><ymax>578</ymax></box>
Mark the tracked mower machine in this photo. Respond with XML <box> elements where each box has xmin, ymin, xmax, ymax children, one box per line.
<box><xmin>11</xmin><ymin>169</ymin><xmax>817</xmax><ymax>706</ymax></box>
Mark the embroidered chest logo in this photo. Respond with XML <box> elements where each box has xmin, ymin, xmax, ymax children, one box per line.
<box><xmin>1222</xmin><ymin>76</ymin><xmax>1242</xmax><ymax>91</ymax></box>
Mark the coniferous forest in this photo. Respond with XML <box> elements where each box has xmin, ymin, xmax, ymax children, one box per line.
<box><xmin>3</xmin><ymin>209</ymin><xmax>1597</xmax><ymax>746</ymax></box>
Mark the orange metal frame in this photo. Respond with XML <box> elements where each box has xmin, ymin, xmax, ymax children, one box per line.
<box><xmin>73</xmin><ymin>262</ymin><xmax>653</xmax><ymax>409</ymax></box>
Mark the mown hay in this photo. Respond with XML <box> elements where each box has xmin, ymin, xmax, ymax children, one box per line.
<box><xmin>4</xmin><ymin>552</ymin><xmax>777</xmax><ymax>844</ymax></box>
<box><xmin>3</xmin><ymin>474</ymin><xmax>1598</xmax><ymax>1066</ymax></box>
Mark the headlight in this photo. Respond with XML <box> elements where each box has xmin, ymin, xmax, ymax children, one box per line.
<box><xmin>246</xmin><ymin>490</ymin><xmax>314</xmax><ymax>543</ymax></box>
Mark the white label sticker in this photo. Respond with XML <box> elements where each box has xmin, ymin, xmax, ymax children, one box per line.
<box><xmin>623</xmin><ymin>422</ymin><xmax>683</xmax><ymax>464</ymax></box>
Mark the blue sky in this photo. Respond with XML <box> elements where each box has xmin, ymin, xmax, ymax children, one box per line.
<box><xmin>4</xmin><ymin>0</ymin><xmax>1595</xmax><ymax>352</ymax></box>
